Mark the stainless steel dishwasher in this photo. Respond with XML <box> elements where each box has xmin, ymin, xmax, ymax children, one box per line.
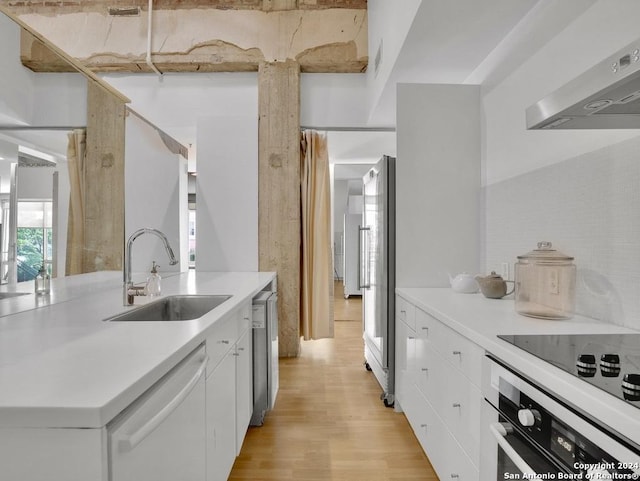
<box><xmin>250</xmin><ymin>290</ymin><xmax>279</xmax><ymax>426</ymax></box>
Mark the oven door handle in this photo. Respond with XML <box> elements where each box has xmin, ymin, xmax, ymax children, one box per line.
<box><xmin>490</xmin><ymin>422</ymin><xmax>538</xmax><ymax>476</ymax></box>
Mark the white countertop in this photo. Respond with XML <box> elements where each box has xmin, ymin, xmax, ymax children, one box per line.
<box><xmin>396</xmin><ymin>287</ymin><xmax>640</xmax><ymax>448</ymax></box>
<box><xmin>0</xmin><ymin>270</ymin><xmax>275</xmax><ymax>429</ymax></box>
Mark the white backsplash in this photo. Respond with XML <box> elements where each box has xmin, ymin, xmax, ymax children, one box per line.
<box><xmin>483</xmin><ymin>134</ymin><xmax>640</xmax><ymax>330</ymax></box>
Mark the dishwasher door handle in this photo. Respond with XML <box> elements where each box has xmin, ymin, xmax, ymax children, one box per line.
<box><xmin>117</xmin><ymin>354</ymin><xmax>209</xmax><ymax>452</ymax></box>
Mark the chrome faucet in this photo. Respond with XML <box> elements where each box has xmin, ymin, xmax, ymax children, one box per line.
<box><xmin>124</xmin><ymin>228</ymin><xmax>178</xmax><ymax>305</ymax></box>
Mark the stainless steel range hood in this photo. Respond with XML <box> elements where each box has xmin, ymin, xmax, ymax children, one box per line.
<box><xmin>526</xmin><ymin>39</ymin><xmax>640</xmax><ymax>129</ymax></box>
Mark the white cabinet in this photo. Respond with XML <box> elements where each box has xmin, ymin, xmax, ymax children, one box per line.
<box><xmin>205</xmin><ymin>301</ymin><xmax>252</xmax><ymax>481</ymax></box>
<box><xmin>396</xmin><ymin>293</ymin><xmax>483</xmax><ymax>481</ymax></box>
<box><xmin>0</xmin><ymin>427</ymin><xmax>107</xmax><ymax>481</ymax></box>
<box><xmin>234</xmin><ymin>316</ymin><xmax>253</xmax><ymax>455</ymax></box>
<box><xmin>395</xmin><ymin>296</ymin><xmax>416</xmax><ymax>410</ymax></box>
<box><xmin>109</xmin><ymin>345</ymin><xmax>208</xmax><ymax>481</ymax></box>
<box><xmin>206</xmin><ymin>351</ymin><xmax>236</xmax><ymax>481</ymax></box>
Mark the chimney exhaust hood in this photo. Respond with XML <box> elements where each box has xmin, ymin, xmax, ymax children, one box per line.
<box><xmin>526</xmin><ymin>39</ymin><xmax>640</xmax><ymax>129</ymax></box>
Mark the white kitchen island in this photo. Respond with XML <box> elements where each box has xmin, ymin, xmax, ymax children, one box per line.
<box><xmin>0</xmin><ymin>270</ymin><xmax>275</xmax><ymax>480</ymax></box>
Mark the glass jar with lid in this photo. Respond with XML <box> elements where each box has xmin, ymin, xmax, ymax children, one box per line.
<box><xmin>514</xmin><ymin>241</ymin><xmax>576</xmax><ymax>319</ymax></box>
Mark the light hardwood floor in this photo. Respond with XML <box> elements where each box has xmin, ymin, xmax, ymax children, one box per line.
<box><xmin>228</xmin><ymin>282</ymin><xmax>438</xmax><ymax>481</ymax></box>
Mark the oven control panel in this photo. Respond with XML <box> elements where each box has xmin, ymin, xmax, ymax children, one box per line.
<box><xmin>498</xmin><ymin>391</ymin><xmax>636</xmax><ymax>477</ymax></box>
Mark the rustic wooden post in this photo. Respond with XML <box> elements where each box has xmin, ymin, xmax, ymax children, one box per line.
<box><xmin>258</xmin><ymin>60</ymin><xmax>301</xmax><ymax>357</ymax></box>
<box><xmin>84</xmin><ymin>82</ymin><xmax>126</xmax><ymax>272</ymax></box>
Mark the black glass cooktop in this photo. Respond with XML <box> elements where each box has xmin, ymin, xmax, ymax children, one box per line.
<box><xmin>498</xmin><ymin>334</ymin><xmax>640</xmax><ymax>408</ymax></box>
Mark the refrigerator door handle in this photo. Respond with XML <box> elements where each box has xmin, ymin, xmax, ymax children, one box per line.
<box><xmin>358</xmin><ymin>226</ymin><xmax>371</xmax><ymax>289</ymax></box>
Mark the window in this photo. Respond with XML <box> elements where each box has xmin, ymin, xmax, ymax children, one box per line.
<box><xmin>16</xmin><ymin>201</ymin><xmax>52</xmax><ymax>282</ymax></box>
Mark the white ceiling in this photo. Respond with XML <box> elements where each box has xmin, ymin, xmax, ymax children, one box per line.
<box><xmin>326</xmin><ymin>131</ymin><xmax>395</xmax><ymax>164</ymax></box>
<box><xmin>0</xmin><ymin>130</ymin><xmax>68</xmax><ymax>162</ymax></box>
<box><xmin>368</xmin><ymin>0</ymin><xmax>541</xmax><ymax>124</ymax></box>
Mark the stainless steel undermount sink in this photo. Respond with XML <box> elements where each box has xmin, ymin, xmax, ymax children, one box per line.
<box><xmin>105</xmin><ymin>295</ymin><xmax>232</xmax><ymax>322</ymax></box>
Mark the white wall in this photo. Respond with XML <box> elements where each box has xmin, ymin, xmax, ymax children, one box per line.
<box><xmin>0</xmin><ymin>13</ymin><xmax>87</xmax><ymax>127</ymax></box>
<box><xmin>482</xmin><ymin>0</ymin><xmax>640</xmax><ymax>329</ymax></box>
<box><xmin>31</xmin><ymin>73</ymin><xmax>87</xmax><ymax>127</ymax></box>
<box><xmin>102</xmin><ymin>73</ymin><xmax>259</xmax><ymax>170</ymax></box>
<box><xmin>366</xmin><ymin>0</ymin><xmax>422</xmax><ymax>120</ymax></box>
<box><xmin>16</xmin><ymin>166</ymin><xmax>53</xmax><ymax>199</ymax></box>
<box><xmin>104</xmin><ymin>71</ymin><xmax>381</xmax><ymax>272</ymax></box>
<box><xmin>333</xmin><ymin>180</ymin><xmax>349</xmax><ymax>236</ymax></box>
<box><xmin>483</xmin><ymin>0</ymin><xmax>640</xmax><ymax>185</ymax></box>
<box><xmin>332</xmin><ymin>179</ymin><xmax>348</xmax><ymax>280</ymax></box>
<box><xmin>125</xmin><ymin>112</ymin><xmax>186</xmax><ymax>277</ymax></box>
<box><xmin>300</xmin><ymin>73</ymin><xmax>371</xmax><ymax>128</ymax></box>
<box><xmin>397</xmin><ymin>83</ymin><xmax>480</xmax><ymax>287</ymax></box>
<box><xmin>484</xmin><ymin>136</ymin><xmax>640</xmax><ymax>329</ymax></box>
<box><xmin>196</xmin><ymin>115</ymin><xmax>258</xmax><ymax>272</ymax></box>
<box><xmin>0</xmin><ymin>13</ymin><xmax>34</xmax><ymax>124</ymax></box>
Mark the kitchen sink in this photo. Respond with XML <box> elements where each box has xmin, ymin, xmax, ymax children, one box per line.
<box><xmin>105</xmin><ymin>295</ymin><xmax>232</xmax><ymax>322</ymax></box>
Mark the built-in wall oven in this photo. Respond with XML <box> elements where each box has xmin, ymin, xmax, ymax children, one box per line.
<box><xmin>481</xmin><ymin>355</ymin><xmax>640</xmax><ymax>480</ymax></box>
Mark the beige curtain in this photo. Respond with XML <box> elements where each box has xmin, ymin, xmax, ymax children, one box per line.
<box><xmin>300</xmin><ymin>130</ymin><xmax>334</xmax><ymax>340</ymax></box>
<box><xmin>66</xmin><ymin>129</ymin><xmax>86</xmax><ymax>275</ymax></box>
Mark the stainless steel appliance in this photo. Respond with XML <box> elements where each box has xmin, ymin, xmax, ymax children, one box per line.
<box><xmin>499</xmin><ymin>334</ymin><xmax>640</xmax><ymax>409</ymax></box>
<box><xmin>360</xmin><ymin>155</ymin><xmax>395</xmax><ymax>407</ymax></box>
<box><xmin>250</xmin><ymin>289</ymin><xmax>279</xmax><ymax>426</ymax></box>
<box><xmin>343</xmin><ymin>212</ymin><xmax>362</xmax><ymax>298</ymax></box>
<box><xmin>481</xmin><ymin>340</ymin><xmax>640</xmax><ymax>480</ymax></box>
<box><xmin>527</xmin><ymin>38</ymin><xmax>640</xmax><ymax>129</ymax></box>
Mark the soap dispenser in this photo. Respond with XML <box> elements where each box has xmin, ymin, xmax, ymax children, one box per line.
<box><xmin>35</xmin><ymin>265</ymin><xmax>50</xmax><ymax>295</ymax></box>
<box><xmin>146</xmin><ymin>262</ymin><xmax>161</xmax><ymax>298</ymax></box>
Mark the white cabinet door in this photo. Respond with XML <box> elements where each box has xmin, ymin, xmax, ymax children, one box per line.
<box><xmin>235</xmin><ymin>327</ymin><xmax>253</xmax><ymax>455</ymax></box>
<box><xmin>109</xmin><ymin>346</ymin><xmax>208</xmax><ymax>481</ymax></box>
<box><xmin>206</xmin><ymin>352</ymin><xmax>236</xmax><ymax>481</ymax></box>
<box><xmin>396</xmin><ymin>296</ymin><xmax>484</xmax><ymax>480</ymax></box>
<box><xmin>0</xmin><ymin>427</ymin><xmax>107</xmax><ymax>481</ymax></box>
<box><xmin>395</xmin><ymin>315</ymin><xmax>416</xmax><ymax>411</ymax></box>
<box><xmin>395</xmin><ymin>316</ymin><xmax>408</xmax><ymax>410</ymax></box>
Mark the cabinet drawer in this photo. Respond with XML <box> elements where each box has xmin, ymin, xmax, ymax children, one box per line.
<box><xmin>205</xmin><ymin>312</ymin><xmax>239</xmax><ymax>375</ymax></box>
<box><xmin>413</xmin><ymin>342</ymin><xmax>442</xmax><ymax>412</ymax></box>
<box><xmin>396</xmin><ymin>296</ymin><xmax>416</xmax><ymax>331</ymax></box>
<box><xmin>440</xmin><ymin>423</ymin><xmax>479</xmax><ymax>481</ymax></box>
<box><xmin>416</xmin><ymin>307</ymin><xmax>483</xmax><ymax>387</ymax></box>
<box><xmin>407</xmin><ymin>386</ymin><xmax>478</xmax><ymax>481</ymax></box>
<box><xmin>403</xmin><ymin>383</ymin><xmax>437</xmax><ymax>457</ymax></box>
<box><xmin>438</xmin><ymin>356</ymin><xmax>481</xmax><ymax>467</ymax></box>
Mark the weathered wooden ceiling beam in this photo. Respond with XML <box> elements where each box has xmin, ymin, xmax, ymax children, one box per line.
<box><xmin>12</xmin><ymin>4</ymin><xmax>367</xmax><ymax>73</ymax></box>
<box><xmin>7</xmin><ymin>0</ymin><xmax>367</xmax><ymax>15</ymax></box>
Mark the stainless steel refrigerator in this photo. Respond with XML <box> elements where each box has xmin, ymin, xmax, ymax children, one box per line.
<box><xmin>360</xmin><ymin>155</ymin><xmax>395</xmax><ymax>407</ymax></box>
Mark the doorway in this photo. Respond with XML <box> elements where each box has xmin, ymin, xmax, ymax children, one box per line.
<box><xmin>325</xmin><ymin>130</ymin><xmax>396</xmax><ymax>300</ymax></box>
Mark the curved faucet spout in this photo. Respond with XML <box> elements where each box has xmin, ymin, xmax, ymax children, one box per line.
<box><xmin>124</xmin><ymin>227</ymin><xmax>178</xmax><ymax>305</ymax></box>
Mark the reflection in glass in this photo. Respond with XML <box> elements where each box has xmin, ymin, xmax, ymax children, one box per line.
<box><xmin>16</xmin><ymin>200</ymin><xmax>52</xmax><ymax>281</ymax></box>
